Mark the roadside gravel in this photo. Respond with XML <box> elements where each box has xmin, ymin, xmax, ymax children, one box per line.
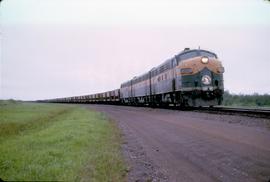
<box><xmin>84</xmin><ymin>105</ymin><xmax>270</xmax><ymax>182</ymax></box>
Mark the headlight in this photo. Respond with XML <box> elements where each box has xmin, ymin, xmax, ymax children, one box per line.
<box><xmin>180</xmin><ymin>68</ymin><xmax>193</xmax><ymax>74</ymax></box>
<box><xmin>201</xmin><ymin>75</ymin><xmax>211</xmax><ymax>85</ymax></box>
<box><xmin>201</xmin><ymin>57</ymin><xmax>209</xmax><ymax>64</ymax></box>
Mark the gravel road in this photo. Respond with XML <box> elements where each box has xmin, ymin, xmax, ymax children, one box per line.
<box><xmin>84</xmin><ymin>105</ymin><xmax>270</xmax><ymax>182</ymax></box>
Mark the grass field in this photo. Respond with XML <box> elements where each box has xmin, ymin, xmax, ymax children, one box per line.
<box><xmin>0</xmin><ymin>100</ymin><xmax>126</xmax><ymax>181</ymax></box>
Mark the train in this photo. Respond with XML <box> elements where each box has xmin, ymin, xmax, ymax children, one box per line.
<box><xmin>46</xmin><ymin>48</ymin><xmax>224</xmax><ymax>107</ymax></box>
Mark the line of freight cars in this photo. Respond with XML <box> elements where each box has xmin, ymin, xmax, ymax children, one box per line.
<box><xmin>46</xmin><ymin>48</ymin><xmax>225</xmax><ymax>107</ymax></box>
<box><xmin>48</xmin><ymin>89</ymin><xmax>121</xmax><ymax>104</ymax></box>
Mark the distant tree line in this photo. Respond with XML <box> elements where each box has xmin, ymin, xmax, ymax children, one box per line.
<box><xmin>223</xmin><ymin>91</ymin><xmax>270</xmax><ymax>107</ymax></box>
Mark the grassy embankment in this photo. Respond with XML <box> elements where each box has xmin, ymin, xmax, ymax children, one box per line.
<box><xmin>223</xmin><ymin>91</ymin><xmax>270</xmax><ymax>108</ymax></box>
<box><xmin>0</xmin><ymin>100</ymin><xmax>126</xmax><ymax>181</ymax></box>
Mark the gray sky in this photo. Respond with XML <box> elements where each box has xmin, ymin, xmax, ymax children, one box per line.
<box><xmin>1</xmin><ymin>0</ymin><xmax>270</xmax><ymax>100</ymax></box>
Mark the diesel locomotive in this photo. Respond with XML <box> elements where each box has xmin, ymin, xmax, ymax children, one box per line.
<box><xmin>47</xmin><ymin>48</ymin><xmax>224</xmax><ymax>107</ymax></box>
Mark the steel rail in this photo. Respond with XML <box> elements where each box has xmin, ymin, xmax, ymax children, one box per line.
<box><xmin>193</xmin><ymin>106</ymin><xmax>270</xmax><ymax>118</ymax></box>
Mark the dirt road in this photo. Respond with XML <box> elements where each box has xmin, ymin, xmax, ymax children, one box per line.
<box><xmin>84</xmin><ymin>105</ymin><xmax>270</xmax><ymax>182</ymax></box>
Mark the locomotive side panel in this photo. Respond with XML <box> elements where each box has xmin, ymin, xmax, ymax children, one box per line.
<box><xmin>120</xmin><ymin>81</ymin><xmax>132</xmax><ymax>103</ymax></box>
<box><xmin>150</xmin><ymin>59</ymin><xmax>175</xmax><ymax>98</ymax></box>
<box><xmin>132</xmin><ymin>72</ymin><xmax>150</xmax><ymax>99</ymax></box>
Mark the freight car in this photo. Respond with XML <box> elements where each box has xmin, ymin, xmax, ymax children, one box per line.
<box><xmin>45</xmin><ymin>48</ymin><xmax>224</xmax><ymax>107</ymax></box>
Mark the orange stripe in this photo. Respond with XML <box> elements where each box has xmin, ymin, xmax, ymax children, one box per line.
<box><xmin>176</xmin><ymin>57</ymin><xmax>224</xmax><ymax>75</ymax></box>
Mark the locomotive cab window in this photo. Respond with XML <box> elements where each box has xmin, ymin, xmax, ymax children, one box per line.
<box><xmin>180</xmin><ymin>51</ymin><xmax>199</xmax><ymax>61</ymax></box>
<box><xmin>199</xmin><ymin>51</ymin><xmax>217</xmax><ymax>58</ymax></box>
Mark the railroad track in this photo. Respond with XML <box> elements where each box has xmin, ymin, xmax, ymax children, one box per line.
<box><xmin>194</xmin><ymin>106</ymin><xmax>270</xmax><ymax>118</ymax></box>
<box><xmin>129</xmin><ymin>104</ymin><xmax>270</xmax><ymax>118</ymax></box>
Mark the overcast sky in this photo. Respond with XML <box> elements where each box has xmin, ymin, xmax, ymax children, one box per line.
<box><xmin>1</xmin><ymin>0</ymin><xmax>270</xmax><ymax>100</ymax></box>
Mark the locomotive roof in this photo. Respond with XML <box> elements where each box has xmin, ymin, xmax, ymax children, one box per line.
<box><xmin>177</xmin><ymin>48</ymin><xmax>217</xmax><ymax>58</ymax></box>
<box><xmin>120</xmin><ymin>48</ymin><xmax>217</xmax><ymax>87</ymax></box>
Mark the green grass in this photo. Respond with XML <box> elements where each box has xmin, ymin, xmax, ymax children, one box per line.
<box><xmin>223</xmin><ymin>91</ymin><xmax>270</xmax><ymax>108</ymax></box>
<box><xmin>0</xmin><ymin>100</ymin><xmax>126</xmax><ymax>181</ymax></box>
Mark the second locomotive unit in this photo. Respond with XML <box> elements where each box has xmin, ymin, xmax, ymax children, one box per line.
<box><xmin>47</xmin><ymin>48</ymin><xmax>224</xmax><ymax>107</ymax></box>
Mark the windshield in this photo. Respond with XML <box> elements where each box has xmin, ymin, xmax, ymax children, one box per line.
<box><xmin>179</xmin><ymin>51</ymin><xmax>198</xmax><ymax>60</ymax></box>
<box><xmin>199</xmin><ymin>50</ymin><xmax>217</xmax><ymax>58</ymax></box>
